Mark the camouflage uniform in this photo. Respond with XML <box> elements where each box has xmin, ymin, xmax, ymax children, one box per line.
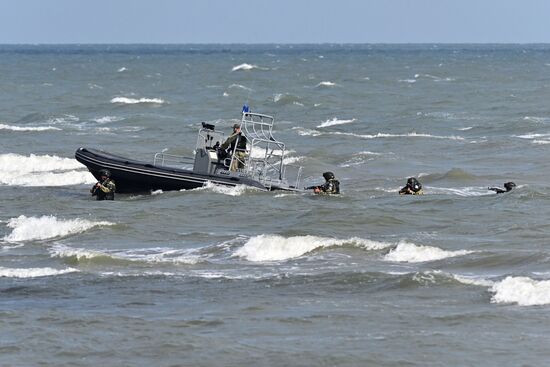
<box><xmin>399</xmin><ymin>178</ymin><xmax>423</xmax><ymax>195</ymax></box>
<box><xmin>220</xmin><ymin>129</ymin><xmax>247</xmax><ymax>171</ymax></box>
<box><xmin>318</xmin><ymin>178</ymin><xmax>340</xmax><ymax>194</ymax></box>
<box><xmin>91</xmin><ymin>178</ymin><xmax>116</xmax><ymax>200</ymax></box>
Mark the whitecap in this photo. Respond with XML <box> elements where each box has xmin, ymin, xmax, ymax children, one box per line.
<box><xmin>234</xmin><ymin>234</ymin><xmax>392</xmax><ymax>262</ymax></box>
<box><xmin>315</xmin><ymin>81</ymin><xmax>339</xmax><ymax>88</ymax></box>
<box><xmin>0</xmin><ymin>266</ymin><xmax>78</xmax><ymax>278</ymax></box>
<box><xmin>0</xmin><ymin>124</ymin><xmax>61</xmax><ymax>132</ymax></box>
<box><xmin>0</xmin><ymin>153</ymin><xmax>95</xmax><ymax>186</ymax></box>
<box><xmin>399</xmin><ymin>79</ymin><xmax>417</xmax><ymax>83</ymax></box>
<box><xmin>317</xmin><ymin>117</ymin><xmax>356</xmax><ymax>128</ymax></box>
<box><xmin>190</xmin><ymin>181</ymin><xmax>251</xmax><ymax>196</ymax></box>
<box><xmin>117</xmin><ymin>67</ymin><xmax>127</xmax><ymax>72</ymax></box>
<box><xmin>110</xmin><ymin>97</ymin><xmax>165</xmax><ymax>104</ymax></box>
<box><xmin>3</xmin><ymin>215</ymin><xmax>115</xmax><ymax>242</ymax></box>
<box><xmin>523</xmin><ymin>116</ymin><xmax>550</xmax><ymax>123</ymax></box>
<box><xmin>491</xmin><ymin>276</ymin><xmax>550</xmax><ymax>306</ymax></box>
<box><xmin>231</xmin><ymin>63</ymin><xmax>268</xmax><ymax>72</ymax></box>
<box><xmin>93</xmin><ymin>116</ymin><xmax>124</xmax><ymax>124</ymax></box>
<box><xmin>383</xmin><ymin>241</ymin><xmax>473</xmax><ymax>263</ymax></box>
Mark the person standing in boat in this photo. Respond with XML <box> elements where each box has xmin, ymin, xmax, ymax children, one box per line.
<box><xmin>91</xmin><ymin>169</ymin><xmax>116</xmax><ymax>200</ymax></box>
<box><xmin>220</xmin><ymin>123</ymin><xmax>247</xmax><ymax>171</ymax></box>
<box><xmin>305</xmin><ymin>172</ymin><xmax>340</xmax><ymax>194</ymax></box>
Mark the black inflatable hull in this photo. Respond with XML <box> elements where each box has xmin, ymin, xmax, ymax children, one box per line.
<box><xmin>75</xmin><ymin>147</ymin><xmax>268</xmax><ymax>193</ymax></box>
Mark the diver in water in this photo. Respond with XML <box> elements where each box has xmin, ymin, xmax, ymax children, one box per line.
<box><xmin>488</xmin><ymin>182</ymin><xmax>516</xmax><ymax>194</ymax></box>
<box><xmin>399</xmin><ymin>177</ymin><xmax>423</xmax><ymax>195</ymax></box>
<box><xmin>305</xmin><ymin>172</ymin><xmax>340</xmax><ymax>194</ymax></box>
<box><xmin>91</xmin><ymin>169</ymin><xmax>116</xmax><ymax>200</ymax></box>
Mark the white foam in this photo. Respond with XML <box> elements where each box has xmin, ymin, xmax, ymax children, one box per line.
<box><xmin>234</xmin><ymin>235</ymin><xmax>392</xmax><ymax>262</ymax></box>
<box><xmin>0</xmin><ymin>266</ymin><xmax>78</xmax><ymax>278</ymax></box>
<box><xmin>317</xmin><ymin>118</ymin><xmax>356</xmax><ymax>128</ymax></box>
<box><xmin>452</xmin><ymin>274</ymin><xmax>494</xmax><ymax>287</ymax></box>
<box><xmin>0</xmin><ymin>124</ymin><xmax>61</xmax><ymax>132</ymax></box>
<box><xmin>50</xmin><ymin>244</ymin><xmax>202</xmax><ymax>265</ymax></box>
<box><xmin>383</xmin><ymin>242</ymin><xmax>472</xmax><ymax>263</ymax></box>
<box><xmin>93</xmin><ymin>116</ymin><xmax>124</xmax><ymax>124</ymax></box>
<box><xmin>0</xmin><ymin>153</ymin><xmax>95</xmax><ymax>186</ymax></box>
<box><xmin>523</xmin><ymin>116</ymin><xmax>550</xmax><ymax>123</ymax></box>
<box><xmin>231</xmin><ymin>63</ymin><xmax>268</xmax><ymax>72</ymax></box>
<box><xmin>516</xmin><ymin>133</ymin><xmax>550</xmax><ymax>139</ymax></box>
<box><xmin>429</xmin><ymin>186</ymin><xmax>491</xmax><ymax>197</ymax></box>
<box><xmin>456</xmin><ymin>126</ymin><xmax>473</xmax><ymax>131</ymax></box>
<box><xmin>315</xmin><ymin>81</ymin><xmax>339</xmax><ymax>87</ymax></box>
<box><xmin>399</xmin><ymin>79</ymin><xmax>416</xmax><ymax>83</ymax></box>
<box><xmin>533</xmin><ymin>140</ymin><xmax>550</xmax><ymax>145</ymax></box>
<box><xmin>491</xmin><ymin>276</ymin><xmax>550</xmax><ymax>306</ymax></box>
<box><xmin>117</xmin><ymin>67</ymin><xmax>127</xmax><ymax>72</ymax></box>
<box><xmin>110</xmin><ymin>97</ymin><xmax>165</xmax><ymax>104</ymax></box>
<box><xmin>192</xmin><ymin>181</ymin><xmax>250</xmax><ymax>196</ymax></box>
<box><xmin>3</xmin><ymin>215</ymin><xmax>115</xmax><ymax>242</ymax></box>
<box><xmin>332</xmin><ymin>131</ymin><xmax>465</xmax><ymax>141</ymax></box>
<box><xmin>227</xmin><ymin>84</ymin><xmax>253</xmax><ymax>91</ymax></box>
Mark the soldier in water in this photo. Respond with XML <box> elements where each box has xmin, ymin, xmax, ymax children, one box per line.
<box><xmin>488</xmin><ymin>181</ymin><xmax>516</xmax><ymax>194</ymax></box>
<box><xmin>399</xmin><ymin>177</ymin><xmax>423</xmax><ymax>195</ymax></box>
<box><xmin>305</xmin><ymin>172</ymin><xmax>340</xmax><ymax>194</ymax></box>
<box><xmin>91</xmin><ymin>169</ymin><xmax>116</xmax><ymax>200</ymax></box>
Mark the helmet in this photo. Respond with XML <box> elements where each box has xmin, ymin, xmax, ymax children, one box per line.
<box><xmin>504</xmin><ymin>182</ymin><xmax>516</xmax><ymax>191</ymax></box>
<box><xmin>323</xmin><ymin>171</ymin><xmax>335</xmax><ymax>180</ymax></box>
<box><xmin>407</xmin><ymin>177</ymin><xmax>422</xmax><ymax>191</ymax></box>
<box><xmin>98</xmin><ymin>169</ymin><xmax>111</xmax><ymax>178</ymax></box>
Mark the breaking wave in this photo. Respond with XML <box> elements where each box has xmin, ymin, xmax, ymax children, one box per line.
<box><xmin>317</xmin><ymin>117</ymin><xmax>356</xmax><ymax>128</ymax></box>
<box><xmin>231</xmin><ymin>63</ymin><xmax>268</xmax><ymax>72</ymax></box>
<box><xmin>234</xmin><ymin>234</ymin><xmax>392</xmax><ymax>262</ymax></box>
<box><xmin>383</xmin><ymin>242</ymin><xmax>473</xmax><ymax>263</ymax></box>
<box><xmin>0</xmin><ymin>266</ymin><xmax>78</xmax><ymax>278</ymax></box>
<box><xmin>490</xmin><ymin>276</ymin><xmax>550</xmax><ymax>306</ymax></box>
<box><xmin>0</xmin><ymin>153</ymin><xmax>95</xmax><ymax>186</ymax></box>
<box><xmin>190</xmin><ymin>181</ymin><xmax>251</xmax><ymax>196</ymax></box>
<box><xmin>3</xmin><ymin>215</ymin><xmax>115</xmax><ymax>242</ymax></box>
<box><xmin>50</xmin><ymin>244</ymin><xmax>202</xmax><ymax>265</ymax></box>
<box><xmin>315</xmin><ymin>81</ymin><xmax>339</xmax><ymax>88</ymax></box>
<box><xmin>110</xmin><ymin>97</ymin><xmax>165</xmax><ymax>104</ymax></box>
<box><xmin>0</xmin><ymin>124</ymin><xmax>61</xmax><ymax>132</ymax></box>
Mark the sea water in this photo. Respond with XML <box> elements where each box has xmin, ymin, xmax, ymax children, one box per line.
<box><xmin>1</xmin><ymin>44</ymin><xmax>550</xmax><ymax>366</ymax></box>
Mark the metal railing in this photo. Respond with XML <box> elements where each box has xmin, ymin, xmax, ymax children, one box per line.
<box><xmin>153</xmin><ymin>152</ymin><xmax>194</xmax><ymax>168</ymax></box>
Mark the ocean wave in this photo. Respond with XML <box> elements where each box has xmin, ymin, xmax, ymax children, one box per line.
<box><xmin>383</xmin><ymin>241</ymin><xmax>473</xmax><ymax>263</ymax></box>
<box><xmin>3</xmin><ymin>215</ymin><xmax>115</xmax><ymax>242</ymax></box>
<box><xmin>110</xmin><ymin>97</ymin><xmax>165</xmax><ymax>104</ymax></box>
<box><xmin>92</xmin><ymin>116</ymin><xmax>124</xmax><ymax>124</ymax></box>
<box><xmin>340</xmin><ymin>151</ymin><xmax>391</xmax><ymax>167</ymax></box>
<box><xmin>398</xmin><ymin>79</ymin><xmax>416</xmax><ymax>84</ymax></box>
<box><xmin>231</xmin><ymin>63</ymin><xmax>268</xmax><ymax>72</ymax></box>
<box><xmin>533</xmin><ymin>140</ymin><xmax>550</xmax><ymax>145</ymax></box>
<box><xmin>272</xmin><ymin>93</ymin><xmax>303</xmax><ymax>106</ymax></box>
<box><xmin>227</xmin><ymin>84</ymin><xmax>254</xmax><ymax>91</ymax></box>
<box><xmin>0</xmin><ymin>266</ymin><xmax>78</xmax><ymax>278</ymax></box>
<box><xmin>418</xmin><ymin>168</ymin><xmax>477</xmax><ymax>182</ymax></box>
<box><xmin>0</xmin><ymin>153</ymin><xmax>95</xmax><ymax>186</ymax></box>
<box><xmin>516</xmin><ymin>133</ymin><xmax>550</xmax><ymax>139</ymax></box>
<box><xmin>428</xmin><ymin>186</ymin><xmax>491</xmax><ymax>197</ymax></box>
<box><xmin>0</xmin><ymin>124</ymin><xmax>61</xmax><ymax>132</ymax></box>
<box><xmin>117</xmin><ymin>67</ymin><xmax>127</xmax><ymax>72</ymax></box>
<box><xmin>50</xmin><ymin>244</ymin><xmax>202</xmax><ymax>265</ymax></box>
<box><xmin>490</xmin><ymin>276</ymin><xmax>550</xmax><ymax>306</ymax></box>
<box><xmin>328</xmin><ymin>131</ymin><xmax>465</xmax><ymax>141</ymax></box>
<box><xmin>234</xmin><ymin>234</ymin><xmax>392</xmax><ymax>262</ymax></box>
<box><xmin>314</xmin><ymin>81</ymin><xmax>339</xmax><ymax>88</ymax></box>
<box><xmin>317</xmin><ymin>118</ymin><xmax>356</xmax><ymax>128</ymax></box>
<box><xmin>189</xmin><ymin>181</ymin><xmax>251</xmax><ymax>196</ymax></box>
<box><xmin>523</xmin><ymin>116</ymin><xmax>550</xmax><ymax>124</ymax></box>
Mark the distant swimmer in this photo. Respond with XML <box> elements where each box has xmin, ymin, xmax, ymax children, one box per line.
<box><xmin>305</xmin><ymin>172</ymin><xmax>340</xmax><ymax>194</ymax></box>
<box><xmin>91</xmin><ymin>169</ymin><xmax>116</xmax><ymax>200</ymax></box>
<box><xmin>399</xmin><ymin>177</ymin><xmax>423</xmax><ymax>195</ymax></box>
<box><xmin>488</xmin><ymin>181</ymin><xmax>516</xmax><ymax>194</ymax></box>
